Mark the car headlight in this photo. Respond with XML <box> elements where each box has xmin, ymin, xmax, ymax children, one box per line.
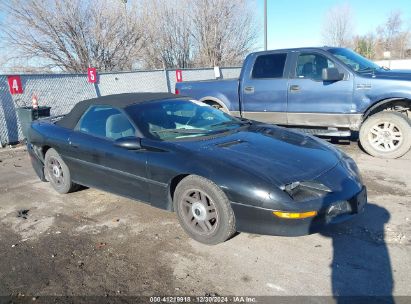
<box><xmin>280</xmin><ymin>181</ymin><xmax>332</xmax><ymax>202</ymax></box>
<box><xmin>310</xmin><ymin>135</ymin><xmax>363</xmax><ymax>185</ymax></box>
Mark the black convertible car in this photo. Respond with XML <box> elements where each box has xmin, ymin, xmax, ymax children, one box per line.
<box><xmin>27</xmin><ymin>93</ymin><xmax>366</xmax><ymax>244</ymax></box>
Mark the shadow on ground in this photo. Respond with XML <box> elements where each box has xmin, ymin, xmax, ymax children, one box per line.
<box><xmin>321</xmin><ymin>203</ymin><xmax>393</xmax><ymax>303</ymax></box>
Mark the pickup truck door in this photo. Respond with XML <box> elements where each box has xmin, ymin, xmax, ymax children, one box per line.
<box><xmin>286</xmin><ymin>51</ymin><xmax>354</xmax><ymax>128</ymax></box>
<box><xmin>239</xmin><ymin>52</ymin><xmax>289</xmax><ymax>124</ymax></box>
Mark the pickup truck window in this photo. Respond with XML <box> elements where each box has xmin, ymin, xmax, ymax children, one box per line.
<box><xmin>252</xmin><ymin>53</ymin><xmax>287</xmax><ymax>79</ymax></box>
<box><xmin>296</xmin><ymin>53</ymin><xmax>335</xmax><ymax>80</ymax></box>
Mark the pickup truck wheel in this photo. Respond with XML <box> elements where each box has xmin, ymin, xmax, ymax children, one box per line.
<box><xmin>359</xmin><ymin>112</ymin><xmax>411</xmax><ymax>159</ymax></box>
<box><xmin>206</xmin><ymin>101</ymin><xmax>229</xmax><ymax>113</ymax></box>
<box><xmin>173</xmin><ymin>175</ymin><xmax>236</xmax><ymax>245</ymax></box>
<box><xmin>45</xmin><ymin>148</ymin><xmax>79</xmax><ymax>194</ymax></box>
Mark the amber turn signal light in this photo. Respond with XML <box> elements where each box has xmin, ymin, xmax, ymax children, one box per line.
<box><xmin>272</xmin><ymin>210</ymin><xmax>318</xmax><ymax>219</ymax></box>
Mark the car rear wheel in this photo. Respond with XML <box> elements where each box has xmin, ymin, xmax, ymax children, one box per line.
<box><xmin>173</xmin><ymin>175</ymin><xmax>236</xmax><ymax>245</ymax></box>
<box><xmin>44</xmin><ymin>148</ymin><xmax>79</xmax><ymax>194</ymax></box>
<box><xmin>359</xmin><ymin>112</ymin><xmax>411</xmax><ymax>159</ymax></box>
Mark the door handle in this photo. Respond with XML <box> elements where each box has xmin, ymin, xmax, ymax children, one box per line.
<box><xmin>290</xmin><ymin>85</ymin><xmax>300</xmax><ymax>92</ymax></box>
<box><xmin>69</xmin><ymin>140</ymin><xmax>79</xmax><ymax>148</ymax></box>
<box><xmin>244</xmin><ymin>86</ymin><xmax>254</xmax><ymax>94</ymax></box>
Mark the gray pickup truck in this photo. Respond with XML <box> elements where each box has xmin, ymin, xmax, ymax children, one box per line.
<box><xmin>176</xmin><ymin>47</ymin><xmax>411</xmax><ymax>159</ymax></box>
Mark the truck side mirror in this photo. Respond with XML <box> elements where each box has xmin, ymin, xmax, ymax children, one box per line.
<box><xmin>322</xmin><ymin>68</ymin><xmax>344</xmax><ymax>81</ymax></box>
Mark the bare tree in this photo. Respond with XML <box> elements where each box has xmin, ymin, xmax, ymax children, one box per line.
<box><xmin>353</xmin><ymin>33</ymin><xmax>377</xmax><ymax>59</ymax></box>
<box><xmin>141</xmin><ymin>0</ymin><xmax>194</xmax><ymax>69</ymax></box>
<box><xmin>0</xmin><ymin>0</ymin><xmax>145</xmax><ymax>72</ymax></box>
<box><xmin>190</xmin><ymin>0</ymin><xmax>258</xmax><ymax>67</ymax></box>
<box><xmin>377</xmin><ymin>11</ymin><xmax>410</xmax><ymax>59</ymax></box>
<box><xmin>141</xmin><ymin>0</ymin><xmax>258</xmax><ymax>68</ymax></box>
<box><xmin>0</xmin><ymin>0</ymin><xmax>258</xmax><ymax>71</ymax></box>
<box><xmin>322</xmin><ymin>4</ymin><xmax>354</xmax><ymax>47</ymax></box>
<box><xmin>378</xmin><ymin>11</ymin><xmax>402</xmax><ymax>51</ymax></box>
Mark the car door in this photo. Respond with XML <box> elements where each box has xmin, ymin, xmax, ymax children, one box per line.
<box><xmin>240</xmin><ymin>52</ymin><xmax>289</xmax><ymax>124</ymax></box>
<box><xmin>64</xmin><ymin>105</ymin><xmax>150</xmax><ymax>203</ymax></box>
<box><xmin>287</xmin><ymin>51</ymin><xmax>354</xmax><ymax>127</ymax></box>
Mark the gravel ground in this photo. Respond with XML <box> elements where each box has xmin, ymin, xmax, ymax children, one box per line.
<box><xmin>0</xmin><ymin>141</ymin><xmax>410</xmax><ymax>299</ymax></box>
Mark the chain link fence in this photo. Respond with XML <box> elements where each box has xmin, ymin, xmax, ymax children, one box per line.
<box><xmin>0</xmin><ymin>67</ymin><xmax>241</xmax><ymax>145</ymax></box>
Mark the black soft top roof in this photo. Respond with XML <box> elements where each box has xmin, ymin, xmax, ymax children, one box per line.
<box><xmin>56</xmin><ymin>92</ymin><xmax>183</xmax><ymax>129</ymax></box>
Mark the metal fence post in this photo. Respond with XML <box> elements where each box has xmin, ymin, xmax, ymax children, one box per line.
<box><xmin>164</xmin><ymin>69</ymin><xmax>171</xmax><ymax>93</ymax></box>
<box><xmin>0</xmin><ymin>76</ymin><xmax>20</xmax><ymax>146</ymax></box>
<box><xmin>94</xmin><ymin>82</ymin><xmax>101</xmax><ymax>97</ymax></box>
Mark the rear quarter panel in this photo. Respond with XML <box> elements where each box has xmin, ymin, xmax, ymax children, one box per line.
<box><xmin>28</xmin><ymin>121</ymin><xmax>72</xmax><ymax>161</ymax></box>
<box><xmin>27</xmin><ymin>120</ymin><xmax>73</xmax><ymax>180</ymax></box>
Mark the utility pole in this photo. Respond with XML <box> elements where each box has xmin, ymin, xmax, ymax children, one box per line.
<box><xmin>120</xmin><ymin>0</ymin><xmax>128</xmax><ymax>32</ymax></box>
<box><xmin>120</xmin><ymin>0</ymin><xmax>129</xmax><ymax>69</ymax></box>
<box><xmin>264</xmin><ymin>0</ymin><xmax>267</xmax><ymax>51</ymax></box>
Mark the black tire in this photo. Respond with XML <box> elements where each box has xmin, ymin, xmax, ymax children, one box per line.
<box><xmin>44</xmin><ymin>148</ymin><xmax>79</xmax><ymax>194</ymax></box>
<box><xmin>359</xmin><ymin>112</ymin><xmax>411</xmax><ymax>159</ymax></box>
<box><xmin>173</xmin><ymin>175</ymin><xmax>236</xmax><ymax>245</ymax></box>
<box><xmin>206</xmin><ymin>101</ymin><xmax>229</xmax><ymax>113</ymax></box>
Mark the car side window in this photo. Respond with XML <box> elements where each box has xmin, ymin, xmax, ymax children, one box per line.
<box><xmin>252</xmin><ymin>53</ymin><xmax>287</xmax><ymax>79</ymax></box>
<box><xmin>78</xmin><ymin>106</ymin><xmax>136</xmax><ymax>140</ymax></box>
<box><xmin>296</xmin><ymin>53</ymin><xmax>335</xmax><ymax>80</ymax></box>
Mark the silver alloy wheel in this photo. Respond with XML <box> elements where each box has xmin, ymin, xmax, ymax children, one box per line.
<box><xmin>180</xmin><ymin>189</ymin><xmax>218</xmax><ymax>235</ymax></box>
<box><xmin>46</xmin><ymin>157</ymin><xmax>65</xmax><ymax>187</ymax></box>
<box><xmin>368</xmin><ymin>121</ymin><xmax>403</xmax><ymax>152</ymax></box>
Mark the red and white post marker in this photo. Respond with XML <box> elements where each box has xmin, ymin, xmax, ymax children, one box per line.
<box><xmin>87</xmin><ymin>67</ymin><xmax>97</xmax><ymax>83</ymax></box>
<box><xmin>7</xmin><ymin>75</ymin><xmax>23</xmax><ymax>95</ymax></box>
<box><xmin>176</xmin><ymin>70</ymin><xmax>183</xmax><ymax>82</ymax></box>
<box><xmin>32</xmin><ymin>94</ymin><xmax>39</xmax><ymax>110</ymax></box>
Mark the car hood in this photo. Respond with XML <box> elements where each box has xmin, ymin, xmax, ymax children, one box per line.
<box><xmin>183</xmin><ymin>125</ymin><xmax>341</xmax><ymax>186</ymax></box>
<box><xmin>373</xmin><ymin>69</ymin><xmax>411</xmax><ymax>80</ymax></box>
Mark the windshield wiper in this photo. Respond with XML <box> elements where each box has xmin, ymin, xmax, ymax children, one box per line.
<box><xmin>152</xmin><ymin>128</ymin><xmax>209</xmax><ymax>134</ymax></box>
<box><xmin>357</xmin><ymin>67</ymin><xmax>377</xmax><ymax>73</ymax></box>
<box><xmin>152</xmin><ymin>120</ymin><xmax>252</xmax><ymax>136</ymax></box>
<box><xmin>210</xmin><ymin>119</ymin><xmax>252</xmax><ymax>128</ymax></box>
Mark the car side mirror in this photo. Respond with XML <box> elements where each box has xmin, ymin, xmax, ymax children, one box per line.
<box><xmin>322</xmin><ymin>68</ymin><xmax>344</xmax><ymax>81</ymax></box>
<box><xmin>114</xmin><ymin>137</ymin><xmax>142</xmax><ymax>150</ymax></box>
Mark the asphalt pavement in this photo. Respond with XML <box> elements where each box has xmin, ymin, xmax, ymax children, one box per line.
<box><xmin>0</xmin><ymin>142</ymin><xmax>410</xmax><ymax>299</ymax></box>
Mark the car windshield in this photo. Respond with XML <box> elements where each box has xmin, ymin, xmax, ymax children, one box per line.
<box><xmin>328</xmin><ymin>48</ymin><xmax>382</xmax><ymax>73</ymax></box>
<box><xmin>125</xmin><ymin>99</ymin><xmax>249</xmax><ymax>140</ymax></box>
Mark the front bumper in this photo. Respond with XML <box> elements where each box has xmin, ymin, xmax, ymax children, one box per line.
<box><xmin>231</xmin><ymin>186</ymin><xmax>367</xmax><ymax>237</ymax></box>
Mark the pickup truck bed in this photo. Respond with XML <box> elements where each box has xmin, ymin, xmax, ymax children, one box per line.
<box><xmin>177</xmin><ymin>79</ymin><xmax>240</xmax><ymax>113</ymax></box>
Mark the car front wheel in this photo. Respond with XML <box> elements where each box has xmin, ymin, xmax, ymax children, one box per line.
<box><xmin>359</xmin><ymin>112</ymin><xmax>411</xmax><ymax>159</ymax></box>
<box><xmin>173</xmin><ymin>175</ymin><xmax>236</xmax><ymax>245</ymax></box>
